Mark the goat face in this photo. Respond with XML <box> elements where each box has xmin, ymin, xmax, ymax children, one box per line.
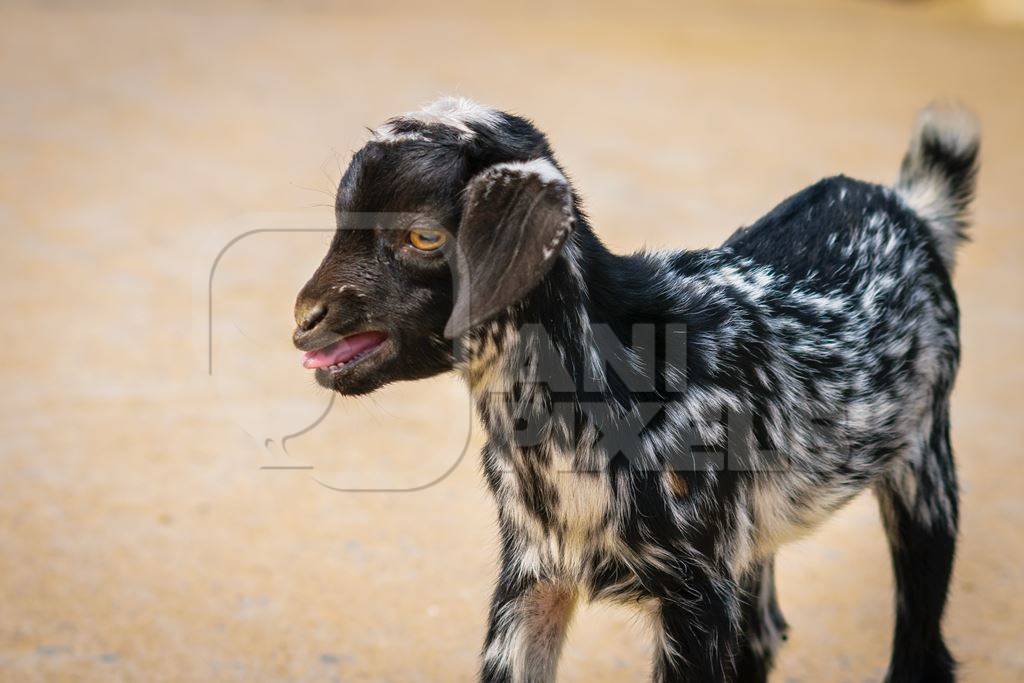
<box><xmin>293</xmin><ymin>99</ymin><xmax>575</xmax><ymax>395</ymax></box>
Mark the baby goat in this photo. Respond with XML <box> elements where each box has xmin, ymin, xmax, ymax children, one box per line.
<box><xmin>293</xmin><ymin>98</ymin><xmax>978</xmax><ymax>682</ymax></box>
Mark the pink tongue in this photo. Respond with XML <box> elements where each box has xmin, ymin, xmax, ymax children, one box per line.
<box><xmin>302</xmin><ymin>331</ymin><xmax>387</xmax><ymax>369</ymax></box>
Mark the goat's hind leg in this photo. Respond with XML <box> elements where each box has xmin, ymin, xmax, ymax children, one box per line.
<box><xmin>874</xmin><ymin>404</ymin><xmax>959</xmax><ymax>683</ymax></box>
<box><xmin>735</xmin><ymin>558</ymin><xmax>789</xmax><ymax>683</ymax></box>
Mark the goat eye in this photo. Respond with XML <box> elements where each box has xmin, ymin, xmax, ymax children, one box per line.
<box><xmin>407</xmin><ymin>228</ymin><xmax>447</xmax><ymax>252</ymax></box>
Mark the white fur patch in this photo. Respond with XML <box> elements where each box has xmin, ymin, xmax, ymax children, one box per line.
<box><xmin>489</xmin><ymin>158</ymin><xmax>567</xmax><ymax>186</ymax></box>
<box><xmin>897</xmin><ymin>180</ymin><xmax>961</xmax><ymax>269</ymax></box>
<box><xmin>911</xmin><ymin>104</ymin><xmax>979</xmax><ymax>159</ymax></box>
<box><xmin>374</xmin><ymin>96</ymin><xmax>500</xmax><ymax>141</ymax></box>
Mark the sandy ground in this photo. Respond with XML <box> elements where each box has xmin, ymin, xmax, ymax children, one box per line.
<box><xmin>1</xmin><ymin>1</ymin><xmax>1022</xmax><ymax>681</ymax></box>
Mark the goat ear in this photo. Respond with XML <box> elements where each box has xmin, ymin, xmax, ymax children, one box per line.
<box><xmin>444</xmin><ymin>160</ymin><xmax>575</xmax><ymax>339</ymax></box>
<box><xmin>444</xmin><ymin>160</ymin><xmax>577</xmax><ymax>342</ymax></box>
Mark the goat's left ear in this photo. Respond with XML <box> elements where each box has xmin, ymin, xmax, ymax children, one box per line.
<box><xmin>444</xmin><ymin>159</ymin><xmax>574</xmax><ymax>339</ymax></box>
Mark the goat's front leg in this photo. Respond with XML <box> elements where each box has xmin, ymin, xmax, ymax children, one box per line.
<box><xmin>648</xmin><ymin>565</ymin><xmax>742</xmax><ymax>683</ymax></box>
<box><xmin>480</xmin><ymin>562</ymin><xmax>578</xmax><ymax>683</ymax></box>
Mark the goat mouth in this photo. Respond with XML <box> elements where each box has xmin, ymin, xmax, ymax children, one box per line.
<box><xmin>301</xmin><ymin>330</ymin><xmax>390</xmax><ymax>374</ymax></box>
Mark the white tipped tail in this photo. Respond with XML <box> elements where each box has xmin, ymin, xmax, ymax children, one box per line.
<box><xmin>896</xmin><ymin>103</ymin><xmax>980</xmax><ymax>273</ymax></box>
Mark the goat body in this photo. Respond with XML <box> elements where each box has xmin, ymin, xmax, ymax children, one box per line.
<box><xmin>294</xmin><ymin>99</ymin><xmax>978</xmax><ymax>682</ymax></box>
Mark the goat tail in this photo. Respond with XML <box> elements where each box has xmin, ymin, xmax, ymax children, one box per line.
<box><xmin>896</xmin><ymin>103</ymin><xmax>980</xmax><ymax>273</ymax></box>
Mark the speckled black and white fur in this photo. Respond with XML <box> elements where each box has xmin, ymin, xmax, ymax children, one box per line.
<box><xmin>294</xmin><ymin>98</ymin><xmax>979</xmax><ymax>682</ymax></box>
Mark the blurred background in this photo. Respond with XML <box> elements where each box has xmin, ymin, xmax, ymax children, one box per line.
<box><xmin>1</xmin><ymin>0</ymin><xmax>1022</xmax><ymax>680</ymax></box>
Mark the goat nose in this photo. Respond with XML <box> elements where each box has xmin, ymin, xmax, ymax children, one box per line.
<box><xmin>295</xmin><ymin>301</ymin><xmax>328</xmax><ymax>331</ymax></box>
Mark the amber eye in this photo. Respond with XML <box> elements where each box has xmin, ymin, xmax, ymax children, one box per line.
<box><xmin>407</xmin><ymin>228</ymin><xmax>447</xmax><ymax>252</ymax></box>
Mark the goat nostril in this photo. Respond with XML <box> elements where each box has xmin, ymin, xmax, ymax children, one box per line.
<box><xmin>297</xmin><ymin>301</ymin><xmax>328</xmax><ymax>331</ymax></box>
